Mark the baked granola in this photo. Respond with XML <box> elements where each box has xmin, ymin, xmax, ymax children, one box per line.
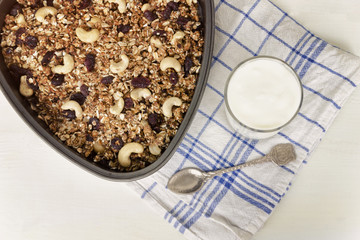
<box><xmin>1</xmin><ymin>0</ymin><xmax>204</xmax><ymax>171</ymax></box>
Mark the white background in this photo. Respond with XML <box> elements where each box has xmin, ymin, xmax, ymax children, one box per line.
<box><xmin>1</xmin><ymin>0</ymin><xmax>360</xmax><ymax>239</ymax></box>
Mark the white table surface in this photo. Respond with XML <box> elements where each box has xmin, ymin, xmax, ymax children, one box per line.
<box><xmin>1</xmin><ymin>1</ymin><xmax>360</xmax><ymax>240</ymax></box>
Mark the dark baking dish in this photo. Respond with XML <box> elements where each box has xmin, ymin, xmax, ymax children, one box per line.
<box><xmin>0</xmin><ymin>0</ymin><xmax>214</xmax><ymax>181</ymax></box>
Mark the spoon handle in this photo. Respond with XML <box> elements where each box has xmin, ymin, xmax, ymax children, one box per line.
<box><xmin>205</xmin><ymin>155</ymin><xmax>271</xmax><ymax>179</ymax></box>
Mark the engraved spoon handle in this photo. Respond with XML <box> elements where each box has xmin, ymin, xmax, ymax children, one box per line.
<box><xmin>205</xmin><ymin>155</ymin><xmax>272</xmax><ymax>180</ymax></box>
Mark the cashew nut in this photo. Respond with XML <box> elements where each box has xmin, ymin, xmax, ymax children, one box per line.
<box><xmin>61</xmin><ymin>100</ymin><xmax>83</xmax><ymax>119</ymax></box>
<box><xmin>52</xmin><ymin>53</ymin><xmax>74</xmax><ymax>74</ymax></box>
<box><xmin>130</xmin><ymin>88</ymin><xmax>151</xmax><ymax>101</ymax></box>
<box><xmin>141</xmin><ymin>3</ymin><xmax>152</xmax><ymax>12</ymax></box>
<box><xmin>35</xmin><ymin>7</ymin><xmax>58</xmax><ymax>23</ymax></box>
<box><xmin>15</xmin><ymin>14</ymin><xmax>26</xmax><ymax>25</ymax></box>
<box><xmin>110</xmin><ymin>55</ymin><xmax>129</xmax><ymax>74</ymax></box>
<box><xmin>110</xmin><ymin>97</ymin><xmax>124</xmax><ymax>115</ymax></box>
<box><xmin>160</xmin><ymin>57</ymin><xmax>181</xmax><ymax>72</ymax></box>
<box><xmin>162</xmin><ymin>97</ymin><xmax>182</xmax><ymax>118</ymax></box>
<box><xmin>149</xmin><ymin>143</ymin><xmax>161</xmax><ymax>156</ymax></box>
<box><xmin>19</xmin><ymin>76</ymin><xmax>33</xmax><ymax>97</ymax></box>
<box><xmin>171</xmin><ymin>31</ymin><xmax>185</xmax><ymax>45</ymax></box>
<box><xmin>76</xmin><ymin>27</ymin><xmax>100</xmax><ymax>43</ymax></box>
<box><xmin>118</xmin><ymin>143</ymin><xmax>144</xmax><ymax>167</ymax></box>
<box><xmin>150</xmin><ymin>36</ymin><xmax>162</xmax><ymax>48</ymax></box>
<box><xmin>186</xmin><ymin>0</ymin><xmax>197</xmax><ymax>6</ymax></box>
<box><xmin>93</xmin><ymin>142</ymin><xmax>105</xmax><ymax>153</ymax></box>
<box><xmin>89</xmin><ymin>16</ymin><xmax>101</xmax><ymax>24</ymax></box>
<box><xmin>106</xmin><ymin>0</ymin><xmax>127</xmax><ymax>13</ymax></box>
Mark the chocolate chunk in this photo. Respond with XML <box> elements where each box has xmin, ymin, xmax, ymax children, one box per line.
<box><xmin>70</xmin><ymin>92</ymin><xmax>86</xmax><ymax>105</ymax></box>
<box><xmin>51</xmin><ymin>74</ymin><xmax>65</xmax><ymax>86</ymax></box>
<box><xmin>63</xmin><ymin>110</ymin><xmax>76</xmax><ymax>120</ymax></box>
<box><xmin>25</xmin><ymin>36</ymin><xmax>38</xmax><ymax>49</ymax></box>
<box><xmin>169</xmin><ymin>72</ymin><xmax>178</xmax><ymax>85</ymax></box>
<box><xmin>101</xmin><ymin>76</ymin><xmax>114</xmax><ymax>85</ymax></box>
<box><xmin>131</xmin><ymin>76</ymin><xmax>150</xmax><ymax>88</ymax></box>
<box><xmin>124</xmin><ymin>97</ymin><xmax>134</xmax><ymax>109</ymax></box>
<box><xmin>111</xmin><ymin>137</ymin><xmax>124</xmax><ymax>151</ymax></box>
<box><xmin>84</xmin><ymin>53</ymin><xmax>96</xmax><ymax>72</ymax></box>
<box><xmin>89</xmin><ymin>117</ymin><xmax>100</xmax><ymax>130</ymax></box>
<box><xmin>41</xmin><ymin>51</ymin><xmax>55</xmax><ymax>66</ymax></box>
<box><xmin>144</xmin><ymin>10</ymin><xmax>158</xmax><ymax>21</ymax></box>
<box><xmin>80</xmin><ymin>84</ymin><xmax>89</xmax><ymax>97</ymax></box>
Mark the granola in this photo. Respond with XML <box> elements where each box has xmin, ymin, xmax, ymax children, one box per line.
<box><xmin>1</xmin><ymin>0</ymin><xmax>204</xmax><ymax>172</ymax></box>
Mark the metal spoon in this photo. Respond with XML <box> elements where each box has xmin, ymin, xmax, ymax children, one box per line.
<box><xmin>167</xmin><ymin>143</ymin><xmax>296</xmax><ymax>194</ymax></box>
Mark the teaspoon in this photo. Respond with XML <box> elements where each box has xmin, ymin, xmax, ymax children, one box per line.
<box><xmin>167</xmin><ymin>143</ymin><xmax>296</xmax><ymax>194</ymax></box>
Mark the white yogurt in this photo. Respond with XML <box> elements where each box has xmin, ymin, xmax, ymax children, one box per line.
<box><xmin>225</xmin><ymin>57</ymin><xmax>302</xmax><ymax>139</ymax></box>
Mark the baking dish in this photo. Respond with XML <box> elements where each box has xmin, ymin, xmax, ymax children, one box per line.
<box><xmin>0</xmin><ymin>0</ymin><xmax>214</xmax><ymax>181</ymax></box>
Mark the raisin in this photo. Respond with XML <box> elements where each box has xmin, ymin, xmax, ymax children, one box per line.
<box><xmin>46</xmin><ymin>0</ymin><xmax>54</xmax><ymax>6</ymax></box>
<box><xmin>89</xmin><ymin>117</ymin><xmax>100</xmax><ymax>130</ymax></box>
<box><xmin>131</xmin><ymin>76</ymin><xmax>150</xmax><ymax>88</ymax></box>
<box><xmin>63</xmin><ymin>110</ymin><xmax>76</xmax><ymax>120</ymax></box>
<box><xmin>177</xmin><ymin>16</ymin><xmax>189</xmax><ymax>27</ymax></box>
<box><xmin>184</xmin><ymin>56</ymin><xmax>193</xmax><ymax>76</ymax></box>
<box><xmin>51</xmin><ymin>74</ymin><xmax>65</xmax><ymax>86</ymax></box>
<box><xmin>86</xmin><ymin>134</ymin><xmax>94</xmax><ymax>142</ymax></box>
<box><xmin>25</xmin><ymin>36</ymin><xmax>38</xmax><ymax>49</ymax></box>
<box><xmin>117</xmin><ymin>24</ymin><xmax>131</xmax><ymax>34</ymax></box>
<box><xmin>111</xmin><ymin>137</ymin><xmax>124</xmax><ymax>151</ymax></box>
<box><xmin>9</xmin><ymin>64</ymin><xmax>32</xmax><ymax>82</ymax></box>
<box><xmin>162</xmin><ymin>1</ymin><xmax>178</xmax><ymax>20</ymax></box>
<box><xmin>70</xmin><ymin>92</ymin><xmax>86</xmax><ymax>105</ymax></box>
<box><xmin>79</xmin><ymin>0</ymin><xmax>92</xmax><ymax>9</ymax></box>
<box><xmin>84</xmin><ymin>53</ymin><xmax>96</xmax><ymax>72</ymax></box>
<box><xmin>124</xmin><ymin>97</ymin><xmax>134</xmax><ymax>109</ymax></box>
<box><xmin>167</xmin><ymin>1</ymin><xmax>178</xmax><ymax>11</ymax></box>
<box><xmin>144</xmin><ymin>10</ymin><xmax>158</xmax><ymax>21</ymax></box>
<box><xmin>153</xmin><ymin>30</ymin><xmax>167</xmax><ymax>37</ymax></box>
<box><xmin>80</xmin><ymin>84</ymin><xmax>89</xmax><ymax>97</ymax></box>
<box><xmin>15</xmin><ymin>28</ymin><xmax>26</xmax><ymax>45</ymax></box>
<box><xmin>30</xmin><ymin>0</ymin><xmax>43</xmax><ymax>9</ymax></box>
<box><xmin>26</xmin><ymin>78</ymin><xmax>39</xmax><ymax>90</ymax></box>
<box><xmin>5</xmin><ymin>47</ymin><xmax>13</xmax><ymax>55</ymax></box>
<box><xmin>148</xmin><ymin>113</ymin><xmax>162</xmax><ymax>129</ymax></box>
<box><xmin>10</xmin><ymin>3</ymin><xmax>22</xmax><ymax>16</ymax></box>
<box><xmin>162</xmin><ymin>6</ymin><xmax>172</xmax><ymax>20</ymax></box>
<box><xmin>101</xmin><ymin>76</ymin><xmax>114</xmax><ymax>85</ymax></box>
<box><xmin>169</xmin><ymin>72</ymin><xmax>178</xmax><ymax>85</ymax></box>
<box><xmin>41</xmin><ymin>51</ymin><xmax>55</xmax><ymax>66</ymax></box>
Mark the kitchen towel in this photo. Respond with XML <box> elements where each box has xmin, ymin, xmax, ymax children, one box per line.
<box><xmin>129</xmin><ymin>0</ymin><xmax>360</xmax><ymax>239</ymax></box>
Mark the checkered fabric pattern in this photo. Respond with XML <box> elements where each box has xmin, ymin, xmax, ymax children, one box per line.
<box><xmin>129</xmin><ymin>0</ymin><xmax>360</xmax><ymax>239</ymax></box>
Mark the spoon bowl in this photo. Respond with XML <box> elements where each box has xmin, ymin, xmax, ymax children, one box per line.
<box><xmin>167</xmin><ymin>143</ymin><xmax>296</xmax><ymax>194</ymax></box>
<box><xmin>167</xmin><ymin>168</ymin><xmax>207</xmax><ymax>194</ymax></box>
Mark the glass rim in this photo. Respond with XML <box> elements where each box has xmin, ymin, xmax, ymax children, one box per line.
<box><xmin>224</xmin><ymin>55</ymin><xmax>304</xmax><ymax>133</ymax></box>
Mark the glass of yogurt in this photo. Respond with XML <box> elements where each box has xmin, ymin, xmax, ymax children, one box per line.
<box><xmin>224</xmin><ymin>56</ymin><xmax>303</xmax><ymax>139</ymax></box>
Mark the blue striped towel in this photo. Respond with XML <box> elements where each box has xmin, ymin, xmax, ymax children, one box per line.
<box><xmin>129</xmin><ymin>0</ymin><xmax>360</xmax><ymax>239</ymax></box>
